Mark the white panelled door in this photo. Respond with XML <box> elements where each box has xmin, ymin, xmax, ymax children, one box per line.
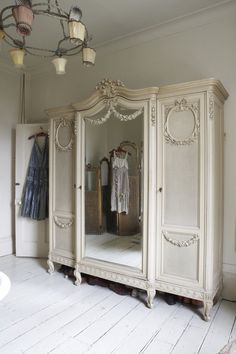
<box><xmin>15</xmin><ymin>124</ymin><xmax>49</xmax><ymax>257</ymax></box>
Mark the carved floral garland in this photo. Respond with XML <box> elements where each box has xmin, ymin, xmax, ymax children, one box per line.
<box><xmin>85</xmin><ymin>103</ymin><xmax>143</xmax><ymax>126</ymax></box>
<box><xmin>54</xmin><ymin>216</ymin><xmax>74</xmax><ymax>229</ymax></box>
<box><xmin>163</xmin><ymin>231</ymin><xmax>199</xmax><ymax>247</ymax></box>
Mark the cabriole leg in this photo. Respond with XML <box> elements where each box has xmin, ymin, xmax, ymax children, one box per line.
<box><xmin>203</xmin><ymin>299</ymin><xmax>213</xmax><ymax>321</ymax></box>
<box><xmin>47</xmin><ymin>259</ymin><xmax>54</xmax><ymax>275</ymax></box>
<box><xmin>146</xmin><ymin>288</ymin><xmax>156</xmax><ymax>309</ymax></box>
<box><xmin>74</xmin><ymin>265</ymin><xmax>82</xmax><ymax>286</ymax></box>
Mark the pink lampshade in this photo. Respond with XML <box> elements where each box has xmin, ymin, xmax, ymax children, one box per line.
<box><xmin>12</xmin><ymin>5</ymin><xmax>34</xmax><ymax>36</ymax></box>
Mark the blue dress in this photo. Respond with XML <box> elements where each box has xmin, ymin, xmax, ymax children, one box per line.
<box><xmin>21</xmin><ymin>137</ymin><xmax>49</xmax><ymax>220</ymax></box>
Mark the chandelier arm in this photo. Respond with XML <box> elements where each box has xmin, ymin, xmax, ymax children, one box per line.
<box><xmin>33</xmin><ymin>10</ymin><xmax>68</xmax><ymax>21</ymax></box>
<box><xmin>56</xmin><ymin>36</ymin><xmax>84</xmax><ymax>55</ymax></box>
<box><xmin>59</xmin><ymin>19</ymin><xmax>66</xmax><ymax>37</ymax></box>
<box><xmin>55</xmin><ymin>0</ymin><xmax>66</xmax><ymax>38</ymax></box>
<box><xmin>24</xmin><ymin>45</ymin><xmax>55</xmax><ymax>54</ymax></box>
<box><xmin>4</xmin><ymin>31</ymin><xmax>24</xmax><ymax>48</ymax></box>
<box><xmin>31</xmin><ymin>2</ymin><xmax>68</xmax><ymax>18</ymax></box>
<box><xmin>3</xmin><ymin>37</ymin><xmax>19</xmax><ymax>49</ymax></box>
<box><xmin>24</xmin><ymin>48</ymin><xmax>55</xmax><ymax>57</ymax></box>
<box><xmin>1</xmin><ymin>22</ymin><xmax>16</xmax><ymax>29</ymax></box>
<box><xmin>0</xmin><ymin>6</ymin><xmax>15</xmax><ymax>24</ymax></box>
<box><xmin>64</xmin><ymin>47</ymin><xmax>83</xmax><ymax>56</ymax></box>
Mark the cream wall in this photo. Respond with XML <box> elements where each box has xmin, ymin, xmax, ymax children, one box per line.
<box><xmin>28</xmin><ymin>2</ymin><xmax>236</xmax><ymax>298</ymax></box>
<box><xmin>0</xmin><ymin>66</ymin><xmax>20</xmax><ymax>256</ymax></box>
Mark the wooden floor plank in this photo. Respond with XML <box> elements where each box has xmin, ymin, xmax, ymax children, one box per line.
<box><xmin>142</xmin><ymin>304</ymin><xmax>194</xmax><ymax>353</ymax></box>
<box><xmin>75</xmin><ymin>296</ymin><xmax>140</xmax><ymax>347</ymax></box>
<box><xmin>24</xmin><ymin>293</ymin><xmax>125</xmax><ymax>354</ymax></box>
<box><xmin>50</xmin><ymin>337</ymin><xmax>90</xmax><ymax>354</ymax></box>
<box><xmin>113</xmin><ymin>298</ymin><xmax>180</xmax><ymax>354</ymax></box>
<box><xmin>199</xmin><ymin>301</ymin><xmax>236</xmax><ymax>354</ymax></box>
<box><xmin>171</xmin><ymin>301</ymin><xmax>221</xmax><ymax>354</ymax></box>
<box><xmin>86</xmin><ymin>302</ymin><xmax>151</xmax><ymax>353</ymax></box>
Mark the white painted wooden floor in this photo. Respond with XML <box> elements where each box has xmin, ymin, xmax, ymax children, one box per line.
<box><xmin>0</xmin><ymin>256</ymin><xmax>236</xmax><ymax>354</ymax></box>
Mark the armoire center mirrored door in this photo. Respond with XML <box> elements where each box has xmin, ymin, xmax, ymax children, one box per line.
<box><xmin>76</xmin><ymin>95</ymin><xmax>150</xmax><ymax>275</ymax></box>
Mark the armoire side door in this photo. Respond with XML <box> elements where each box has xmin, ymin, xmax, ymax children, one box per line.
<box><xmin>15</xmin><ymin>123</ymin><xmax>49</xmax><ymax>257</ymax></box>
<box><xmin>48</xmin><ymin>116</ymin><xmax>75</xmax><ymax>265</ymax></box>
<box><xmin>156</xmin><ymin>93</ymin><xmax>205</xmax><ymax>289</ymax></box>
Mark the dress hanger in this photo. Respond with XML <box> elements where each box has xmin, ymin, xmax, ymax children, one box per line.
<box><xmin>109</xmin><ymin>146</ymin><xmax>131</xmax><ymax>156</ymax></box>
<box><xmin>28</xmin><ymin>127</ymin><xmax>48</xmax><ymax>140</ymax></box>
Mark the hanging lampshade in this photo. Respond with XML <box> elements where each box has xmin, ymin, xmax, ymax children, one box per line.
<box><xmin>9</xmin><ymin>48</ymin><xmax>25</xmax><ymax>68</ymax></box>
<box><xmin>82</xmin><ymin>47</ymin><xmax>96</xmax><ymax>67</ymax></box>
<box><xmin>12</xmin><ymin>5</ymin><xmax>34</xmax><ymax>36</ymax></box>
<box><xmin>52</xmin><ymin>57</ymin><xmax>67</xmax><ymax>75</ymax></box>
<box><xmin>68</xmin><ymin>21</ymin><xmax>85</xmax><ymax>44</ymax></box>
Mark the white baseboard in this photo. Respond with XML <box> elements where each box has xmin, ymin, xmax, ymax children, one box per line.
<box><xmin>222</xmin><ymin>263</ymin><xmax>236</xmax><ymax>301</ymax></box>
<box><xmin>0</xmin><ymin>236</ymin><xmax>14</xmax><ymax>257</ymax></box>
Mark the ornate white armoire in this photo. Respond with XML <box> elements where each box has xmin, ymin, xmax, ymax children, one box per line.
<box><xmin>46</xmin><ymin>78</ymin><xmax>228</xmax><ymax>320</ymax></box>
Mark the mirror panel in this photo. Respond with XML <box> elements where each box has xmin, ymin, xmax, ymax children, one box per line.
<box><xmin>83</xmin><ymin>104</ymin><xmax>144</xmax><ymax>270</ymax></box>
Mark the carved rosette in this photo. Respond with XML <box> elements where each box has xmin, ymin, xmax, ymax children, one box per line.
<box><xmin>164</xmin><ymin>98</ymin><xmax>200</xmax><ymax>145</ymax></box>
<box><xmin>54</xmin><ymin>216</ymin><xmax>74</xmax><ymax>229</ymax></box>
<box><xmin>162</xmin><ymin>231</ymin><xmax>199</xmax><ymax>247</ymax></box>
<box><xmin>209</xmin><ymin>95</ymin><xmax>214</xmax><ymax>120</ymax></box>
<box><xmin>55</xmin><ymin>117</ymin><xmax>74</xmax><ymax>152</ymax></box>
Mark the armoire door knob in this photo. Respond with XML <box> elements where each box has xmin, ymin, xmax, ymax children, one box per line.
<box><xmin>158</xmin><ymin>187</ymin><xmax>162</xmax><ymax>193</ymax></box>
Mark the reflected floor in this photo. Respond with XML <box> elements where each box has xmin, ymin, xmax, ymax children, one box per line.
<box><xmin>85</xmin><ymin>233</ymin><xmax>142</xmax><ymax>269</ymax></box>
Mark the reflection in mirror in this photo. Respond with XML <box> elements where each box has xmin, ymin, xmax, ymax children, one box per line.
<box><xmin>84</xmin><ymin>105</ymin><xmax>144</xmax><ymax>270</ymax></box>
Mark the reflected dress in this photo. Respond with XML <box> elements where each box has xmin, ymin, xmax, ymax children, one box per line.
<box><xmin>21</xmin><ymin>137</ymin><xmax>49</xmax><ymax>220</ymax></box>
<box><xmin>111</xmin><ymin>152</ymin><xmax>129</xmax><ymax>214</ymax></box>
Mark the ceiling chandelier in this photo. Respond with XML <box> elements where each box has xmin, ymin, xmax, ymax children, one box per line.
<box><xmin>0</xmin><ymin>0</ymin><xmax>96</xmax><ymax>74</ymax></box>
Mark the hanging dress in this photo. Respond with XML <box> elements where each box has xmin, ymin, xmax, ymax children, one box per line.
<box><xmin>111</xmin><ymin>152</ymin><xmax>129</xmax><ymax>214</ymax></box>
<box><xmin>21</xmin><ymin>136</ymin><xmax>49</xmax><ymax>220</ymax></box>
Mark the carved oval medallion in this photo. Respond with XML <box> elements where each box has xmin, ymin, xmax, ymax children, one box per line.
<box><xmin>164</xmin><ymin>98</ymin><xmax>200</xmax><ymax>145</ymax></box>
<box><xmin>55</xmin><ymin>118</ymin><xmax>74</xmax><ymax>151</ymax></box>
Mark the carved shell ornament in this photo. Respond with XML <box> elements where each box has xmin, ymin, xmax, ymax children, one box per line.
<box><xmin>86</xmin><ymin>79</ymin><xmax>143</xmax><ymax>125</ymax></box>
<box><xmin>55</xmin><ymin>117</ymin><xmax>74</xmax><ymax>151</ymax></box>
<box><xmin>164</xmin><ymin>98</ymin><xmax>200</xmax><ymax>145</ymax></box>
